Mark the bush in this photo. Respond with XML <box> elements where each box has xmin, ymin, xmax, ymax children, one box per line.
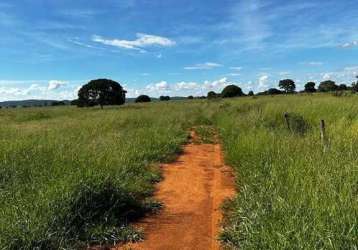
<box><xmin>257</xmin><ymin>88</ymin><xmax>283</xmax><ymax>95</ymax></box>
<box><xmin>207</xmin><ymin>91</ymin><xmax>219</xmax><ymax>99</ymax></box>
<box><xmin>285</xmin><ymin>112</ymin><xmax>310</xmax><ymax>135</ymax></box>
<box><xmin>135</xmin><ymin>95</ymin><xmax>151</xmax><ymax>103</ymax></box>
<box><xmin>159</xmin><ymin>96</ymin><xmax>170</xmax><ymax>101</ymax></box>
<box><xmin>221</xmin><ymin>85</ymin><xmax>244</xmax><ymax>98</ymax></box>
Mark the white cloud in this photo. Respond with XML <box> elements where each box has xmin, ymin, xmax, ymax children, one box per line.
<box><xmin>228</xmin><ymin>73</ymin><xmax>241</xmax><ymax>76</ymax></box>
<box><xmin>322</xmin><ymin>73</ymin><xmax>331</xmax><ymax>80</ymax></box>
<box><xmin>0</xmin><ymin>80</ymin><xmax>86</xmax><ymax>101</ymax></box>
<box><xmin>128</xmin><ymin>78</ymin><xmax>237</xmax><ymax>98</ymax></box>
<box><xmin>92</xmin><ymin>33</ymin><xmax>175</xmax><ymax>51</ymax></box>
<box><xmin>203</xmin><ymin>77</ymin><xmax>231</xmax><ymax>89</ymax></box>
<box><xmin>230</xmin><ymin>66</ymin><xmax>243</xmax><ymax>71</ymax></box>
<box><xmin>341</xmin><ymin>41</ymin><xmax>358</xmax><ymax>48</ymax></box>
<box><xmin>302</xmin><ymin>61</ymin><xmax>324</xmax><ymax>66</ymax></box>
<box><xmin>184</xmin><ymin>62</ymin><xmax>223</xmax><ymax>70</ymax></box>
<box><xmin>145</xmin><ymin>81</ymin><xmax>170</xmax><ymax>92</ymax></box>
<box><xmin>174</xmin><ymin>81</ymin><xmax>199</xmax><ymax>90</ymax></box>
<box><xmin>48</xmin><ymin>80</ymin><xmax>68</xmax><ymax>90</ymax></box>
<box><xmin>258</xmin><ymin>75</ymin><xmax>269</xmax><ymax>91</ymax></box>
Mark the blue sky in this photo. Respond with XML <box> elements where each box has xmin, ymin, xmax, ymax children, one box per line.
<box><xmin>0</xmin><ymin>0</ymin><xmax>358</xmax><ymax>100</ymax></box>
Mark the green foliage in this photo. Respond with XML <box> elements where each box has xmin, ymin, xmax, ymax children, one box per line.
<box><xmin>304</xmin><ymin>82</ymin><xmax>316</xmax><ymax>92</ymax></box>
<box><xmin>78</xmin><ymin>79</ymin><xmax>126</xmax><ymax>108</ymax></box>
<box><xmin>215</xmin><ymin>95</ymin><xmax>357</xmax><ymax>249</ymax></box>
<box><xmin>135</xmin><ymin>95</ymin><xmax>151</xmax><ymax>103</ymax></box>
<box><xmin>1</xmin><ymin>95</ymin><xmax>357</xmax><ymax>249</ymax></box>
<box><xmin>285</xmin><ymin>112</ymin><xmax>311</xmax><ymax>135</ymax></box>
<box><xmin>279</xmin><ymin>79</ymin><xmax>296</xmax><ymax>93</ymax></box>
<box><xmin>159</xmin><ymin>96</ymin><xmax>170</xmax><ymax>101</ymax></box>
<box><xmin>318</xmin><ymin>80</ymin><xmax>338</xmax><ymax>92</ymax></box>
<box><xmin>207</xmin><ymin>91</ymin><xmax>219</xmax><ymax>99</ymax></box>
<box><xmin>258</xmin><ymin>88</ymin><xmax>283</xmax><ymax>95</ymax></box>
<box><xmin>221</xmin><ymin>85</ymin><xmax>244</xmax><ymax>98</ymax></box>
<box><xmin>0</xmin><ymin>104</ymin><xmax>196</xmax><ymax>249</ymax></box>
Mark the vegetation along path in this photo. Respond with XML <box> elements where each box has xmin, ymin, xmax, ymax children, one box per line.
<box><xmin>118</xmin><ymin>132</ymin><xmax>236</xmax><ymax>250</ymax></box>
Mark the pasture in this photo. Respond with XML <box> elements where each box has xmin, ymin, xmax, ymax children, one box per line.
<box><xmin>0</xmin><ymin>94</ymin><xmax>357</xmax><ymax>249</ymax></box>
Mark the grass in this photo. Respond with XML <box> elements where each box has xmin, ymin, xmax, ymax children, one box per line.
<box><xmin>0</xmin><ymin>102</ymin><xmax>207</xmax><ymax>249</ymax></box>
<box><xmin>1</xmin><ymin>94</ymin><xmax>357</xmax><ymax>249</ymax></box>
<box><xmin>215</xmin><ymin>94</ymin><xmax>357</xmax><ymax>249</ymax></box>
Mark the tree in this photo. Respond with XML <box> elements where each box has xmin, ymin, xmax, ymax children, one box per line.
<box><xmin>221</xmin><ymin>85</ymin><xmax>244</xmax><ymax>98</ymax></box>
<box><xmin>304</xmin><ymin>82</ymin><xmax>316</xmax><ymax>93</ymax></box>
<box><xmin>159</xmin><ymin>96</ymin><xmax>170</xmax><ymax>101</ymax></box>
<box><xmin>70</xmin><ymin>99</ymin><xmax>79</xmax><ymax>106</ymax></box>
<box><xmin>352</xmin><ymin>76</ymin><xmax>358</xmax><ymax>93</ymax></box>
<box><xmin>279</xmin><ymin>79</ymin><xmax>296</xmax><ymax>93</ymax></box>
<box><xmin>135</xmin><ymin>95</ymin><xmax>151</xmax><ymax>103</ymax></box>
<box><xmin>318</xmin><ymin>80</ymin><xmax>338</xmax><ymax>92</ymax></box>
<box><xmin>188</xmin><ymin>96</ymin><xmax>194</xmax><ymax>99</ymax></box>
<box><xmin>248</xmin><ymin>90</ymin><xmax>254</xmax><ymax>96</ymax></box>
<box><xmin>77</xmin><ymin>79</ymin><xmax>126</xmax><ymax>108</ymax></box>
<box><xmin>338</xmin><ymin>84</ymin><xmax>348</xmax><ymax>91</ymax></box>
<box><xmin>51</xmin><ymin>101</ymin><xmax>66</xmax><ymax>106</ymax></box>
<box><xmin>207</xmin><ymin>91</ymin><xmax>218</xmax><ymax>99</ymax></box>
<box><xmin>267</xmin><ymin>88</ymin><xmax>283</xmax><ymax>95</ymax></box>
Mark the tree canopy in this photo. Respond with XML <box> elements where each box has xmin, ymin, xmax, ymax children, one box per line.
<box><xmin>318</xmin><ymin>80</ymin><xmax>338</xmax><ymax>92</ymax></box>
<box><xmin>304</xmin><ymin>82</ymin><xmax>316</xmax><ymax>93</ymax></box>
<box><xmin>135</xmin><ymin>95</ymin><xmax>151</xmax><ymax>103</ymax></box>
<box><xmin>221</xmin><ymin>85</ymin><xmax>244</xmax><ymax>98</ymax></box>
<box><xmin>159</xmin><ymin>96</ymin><xmax>170</xmax><ymax>101</ymax></box>
<box><xmin>77</xmin><ymin>79</ymin><xmax>126</xmax><ymax>108</ymax></box>
<box><xmin>207</xmin><ymin>91</ymin><xmax>219</xmax><ymax>99</ymax></box>
<box><xmin>279</xmin><ymin>79</ymin><xmax>296</xmax><ymax>93</ymax></box>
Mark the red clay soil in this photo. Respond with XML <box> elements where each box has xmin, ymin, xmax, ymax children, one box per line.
<box><xmin>117</xmin><ymin>134</ymin><xmax>236</xmax><ymax>250</ymax></box>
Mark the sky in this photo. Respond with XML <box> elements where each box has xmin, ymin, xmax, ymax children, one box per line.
<box><xmin>0</xmin><ymin>0</ymin><xmax>358</xmax><ymax>101</ymax></box>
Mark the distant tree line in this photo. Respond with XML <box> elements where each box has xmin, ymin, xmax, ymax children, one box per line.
<box><xmin>68</xmin><ymin>76</ymin><xmax>358</xmax><ymax>109</ymax></box>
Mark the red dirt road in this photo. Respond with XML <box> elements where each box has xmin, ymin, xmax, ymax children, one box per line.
<box><xmin>117</xmin><ymin>137</ymin><xmax>235</xmax><ymax>250</ymax></box>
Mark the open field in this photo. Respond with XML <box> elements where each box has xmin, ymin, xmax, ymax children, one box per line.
<box><xmin>1</xmin><ymin>94</ymin><xmax>357</xmax><ymax>249</ymax></box>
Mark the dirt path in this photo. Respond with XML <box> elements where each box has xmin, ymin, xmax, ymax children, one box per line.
<box><xmin>117</xmin><ymin>134</ymin><xmax>235</xmax><ymax>250</ymax></box>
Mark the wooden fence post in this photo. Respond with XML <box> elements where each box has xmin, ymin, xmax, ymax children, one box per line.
<box><xmin>320</xmin><ymin>120</ymin><xmax>328</xmax><ymax>152</ymax></box>
<box><xmin>284</xmin><ymin>112</ymin><xmax>290</xmax><ymax>131</ymax></box>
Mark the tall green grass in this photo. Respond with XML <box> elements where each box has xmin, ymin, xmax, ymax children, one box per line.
<box><xmin>1</xmin><ymin>95</ymin><xmax>357</xmax><ymax>249</ymax></box>
<box><xmin>215</xmin><ymin>95</ymin><xmax>357</xmax><ymax>249</ymax></box>
<box><xmin>0</xmin><ymin>102</ymin><xmax>209</xmax><ymax>249</ymax></box>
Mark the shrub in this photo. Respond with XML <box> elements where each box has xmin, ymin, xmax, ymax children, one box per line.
<box><xmin>257</xmin><ymin>88</ymin><xmax>283</xmax><ymax>95</ymax></box>
<box><xmin>207</xmin><ymin>91</ymin><xmax>219</xmax><ymax>99</ymax></box>
<box><xmin>285</xmin><ymin>112</ymin><xmax>310</xmax><ymax>135</ymax></box>
<box><xmin>135</xmin><ymin>95</ymin><xmax>151</xmax><ymax>103</ymax></box>
<box><xmin>221</xmin><ymin>85</ymin><xmax>244</xmax><ymax>98</ymax></box>
<box><xmin>159</xmin><ymin>96</ymin><xmax>170</xmax><ymax>101</ymax></box>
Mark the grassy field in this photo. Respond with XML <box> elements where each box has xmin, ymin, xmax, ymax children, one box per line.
<box><xmin>215</xmin><ymin>95</ymin><xmax>357</xmax><ymax>249</ymax></box>
<box><xmin>0</xmin><ymin>102</ymin><xmax>208</xmax><ymax>249</ymax></box>
<box><xmin>1</xmin><ymin>94</ymin><xmax>357</xmax><ymax>249</ymax></box>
